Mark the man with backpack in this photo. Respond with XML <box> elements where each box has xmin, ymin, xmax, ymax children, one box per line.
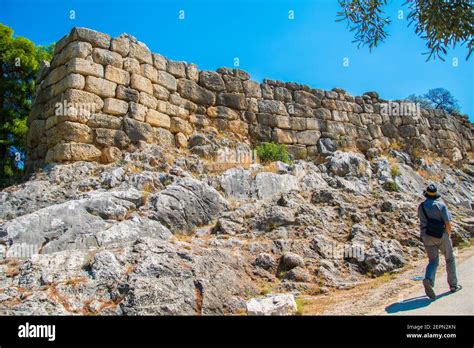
<box><xmin>417</xmin><ymin>184</ymin><xmax>463</xmax><ymax>300</ymax></box>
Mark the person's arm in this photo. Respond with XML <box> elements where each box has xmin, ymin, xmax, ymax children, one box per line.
<box><xmin>445</xmin><ymin>221</ymin><xmax>452</xmax><ymax>235</ymax></box>
<box><xmin>440</xmin><ymin>203</ymin><xmax>453</xmax><ymax>235</ymax></box>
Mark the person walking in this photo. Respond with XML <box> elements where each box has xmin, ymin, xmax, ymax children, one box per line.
<box><xmin>417</xmin><ymin>184</ymin><xmax>462</xmax><ymax>299</ymax></box>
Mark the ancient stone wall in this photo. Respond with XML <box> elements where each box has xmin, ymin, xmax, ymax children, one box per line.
<box><xmin>26</xmin><ymin>27</ymin><xmax>474</xmax><ymax>171</ymax></box>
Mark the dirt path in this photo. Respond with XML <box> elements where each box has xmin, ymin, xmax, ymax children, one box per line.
<box><xmin>300</xmin><ymin>246</ymin><xmax>474</xmax><ymax>315</ymax></box>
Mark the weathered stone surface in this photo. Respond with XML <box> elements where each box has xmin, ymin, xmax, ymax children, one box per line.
<box><xmin>243</xmin><ymin>80</ymin><xmax>262</xmax><ymax>98</ymax></box>
<box><xmin>63</xmin><ymin>89</ymin><xmax>104</xmax><ymax>111</ymax></box>
<box><xmin>199</xmin><ymin>71</ymin><xmax>226</xmax><ymax>92</ymax></box>
<box><xmin>116</xmin><ymin>85</ymin><xmax>139</xmax><ymax>102</ymax></box>
<box><xmin>105</xmin><ymin>65</ymin><xmax>130</xmax><ymax>85</ymax></box>
<box><xmin>129</xmin><ymin>42</ymin><xmax>153</xmax><ymax>64</ymax></box>
<box><xmin>167</xmin><ymin>60</ymin><xmax>186</xmax><ymax>78</ymax></box>
<box><xmin>130</xmin><ymin>74</ymin><xmax>153</xmax><ymax>94</ymax></box>
<box><xmin>258</xmin><ymin>100</ymin><xmax>288</xmax><ymax>115</ymax></box>
<box><xmin>101</xmin><ymin>146</ymin><xmax>123</xmax><ymax>163</ymax></box>
<box><xmin>53</xmin><ymin>73</ymin><xmax>85</xmax><ymax>95</ymax></box>
<box><xmin>67</xmin><ymin>58</ymin><xmax>104</xmax><ymax>78</ymax></box>
<box><xmin>127</xmin><ymin>102</ymin><xmax>147</xmax><ymax>122</ymax></box>
<box><xmin>103</xmin><ymin>98</ymin><xmax>128</xmax><ymax>115</ymax></box>
<box><xmin>70</xmin><ymin>27</ymin><xmax>111</xmax><ymax>49</ymax></box>
<box><xmin>152</xmin><ymin>84</ymin><xmax>170</xmax><ymax>100</ymax></box>
<box><xmin>148</xmin><ymin>178</ymin><xmax>228</xmax><ymax>232</ymax></box>
<box><xmin>294</xmin><ymin>90</ymin><xmax>321</xmax><ymax>108</ymax></box>
<box><xmin>296</xmin><ymin>130</ymin><xmax>321</xmax><ymax>145</ymax></box>
<box><xmin>140</xmin><ymin>64</ymin><xmax>158</xmax><ymax>83</ymax></box>
<box><xmin>186</xmin><ymin>63</ymin><xmax>199</xmax><ymax>82</ymax></box>
<box><xmin>123</xmin><ymin>57</ymin><xmax>140</xmax><ymax>74</ymax></box>
<box><xmin>87</xmin><ymin>113</ymin><xmax>122</xmax><ymax>129</ymax></box>
<box><xmin>146</xmin><ymin>109</ymin><xmax>171</xmax><ymax>129</ymax></box>
<box><xmin>95</xmin><ymin>128</ymin><xmax>130</xmax><ymax>148</ymax></box>
<box><xmin>223</xmin><ymin>75</ymin><xmax>243</xmax><ymax>93</ymax></box>
<box><xmin>175</xmin><ymin>132</ymin><xmax>188</xmax><ymax>148</ymax></box>
<box><xmin>156</xmin><ymin>70</ymin><xmax>177</xmax><ymax>91</ymax></box>
<box><xmin>246</xmin><ymin>294</ymin><xmax>297</xmax><ymax>316</ymax></box>
<box><xmin>123</xmin><ymin>118</ymin><xmax>153</xmax><ymax>142</ymax></box>
<box><xmin>152</xmin><ymin>53</ymin><xmax>167</xmax><ymax>71</ymax></box>
<box><xmin>110</xmin><ymin>37</ymin><xmax>130</xmax><ymax>57</ymax></box>
<box><xmin>53</xmin><ymin>41</ymin><xmax>92</xmax><ymax>67</ymax></box>
<box><xmin>47</xmin><ymin>121</ymin><xmax>94</xmax><ymax>146</ymax></box>
<box><xmin>92</xmin><ymin>48</ymin><xmax>123</xmax><ymax>68</ymax></box>
<box><xmin>178</xmin><ymin>79</ymin><xmax>215</xmax><ymax>105</ymax></box>
<box><xmin>85</xmin><ymin>76</ymin><xmax>117</xmax><ymax>98</ymax></box>
<box><xmin>326</xmin><ymin>151</ymin><xmax>371</xmax><ymax>177</ymax></box>
<box><xmin>217</xmin><ymin>93</ymin><xmax>247</xmax><ymax>110</ymax></box>
<box><xmin>139</xmin><ymin>92</ymin><xmax>158</xmax><ymax>109</ymax></box>
<box><xmin>207</xmin><ymin>106</ymin><xmax>240</xmax><ymax>120</ymax></box>
<box><xmin>170</xmin><ymin>117</ymin><xmax>193</xmax><ymax>135</ymax></box>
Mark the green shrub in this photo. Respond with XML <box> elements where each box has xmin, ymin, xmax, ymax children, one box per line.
<box><xmin>383</xmin><ymin>181</ymin><xmax>399</xmax><ymax>192</ymax></box>
<box><xmin>255</xmin><ymin>142</ymin><xmax>290</xmax><ymax>164</ymax></box>
<box><xmin>390</xmin><ymin>165</ymin><xmax>401</xmax><ymax>177</ymax></box>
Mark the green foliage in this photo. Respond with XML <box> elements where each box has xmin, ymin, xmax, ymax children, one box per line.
<box><xmin>295</xmin><ymin>298</ymin><xmax>305</xmax><ymax>316</ymax></box>
<box><xmin>337</xmin><ymin>0</ymin><xmax>473</xmax><ymax>61</ymax></box>
<box><xmin>407</xmin><ymin>88</ymin><xmax>461</xmax><ymax>114</ymax></box>
<box><xmin>383</xmin><ymin>181</ymin><xmax>399</xmax><ymax>192</ymax></box>
<box><xmin>390</xmin><ymin>165</ymin><xmax>401</xmax><ymax>177</ymax></box>
<box><xmin>0</xmin><ymin>22</ymin><xmax>55</xmax><ymax>187</ymax></box>
<box><xmin>255</xmin><ymin>142</ymin><xmax>290</xmax><ymax>164</ymax></box>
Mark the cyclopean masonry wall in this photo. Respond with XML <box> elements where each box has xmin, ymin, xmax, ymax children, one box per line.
<box><xmin>26</xmin><ymin>27</ymin><xmax>474</xmax><ymax>172</ymax></box>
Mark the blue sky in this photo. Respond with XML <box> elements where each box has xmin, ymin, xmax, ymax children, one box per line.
<box><xmin>2</xmin><ymin>0</ymin><xmax>473</xmax><ymax>120</ymax></box>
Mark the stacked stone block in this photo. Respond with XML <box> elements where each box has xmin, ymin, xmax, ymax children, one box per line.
<box><xmin>26</xmin><ymin>27</ymin><xmax>474</xmax><ymax>171</ymax></box>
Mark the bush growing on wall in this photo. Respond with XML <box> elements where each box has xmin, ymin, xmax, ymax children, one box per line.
<box><xmin>255</xmin><ymin>142</ymin><xmax>290</xmax><ymax>164</ymax></box>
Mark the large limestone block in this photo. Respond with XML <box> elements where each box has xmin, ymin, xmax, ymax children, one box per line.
<box><xmin>92</xmin><ymin>48</ymin><xmax>123</xmax><ymax>68</ymax></box>
<box><xmin>146</xmin><ymin>109</ymin><xmax>171</xmax><ymax>129</ymax></box>
<box><xmin>156</xmin><ymin>70</ymin><xmax>177</xmax><ymax>91</ymax></box>
<box><xmin>258</xmin><ymin>100</ymin><xmax>288</xmax><ymax>115</ymax></box>
<box><xmin>170</xmin><ymin>117</ymin><xmax>193</xmax><ymax>135</ymax></box>
<box><xmin>103</xmin><ymin>98</ymin><xmax>129</xmax><ymax>115</ymax></box>
<box><xmin>52</xmin><ymin>41</ymin><xmax>93</xmax><ymax>67</ymax></box>
<box><xmin>67</xmin><ymin>58</ymin><xmax>104</xmax><ymax>78</ymax></box>
<box><xmin>63</xmin><ymin>89</ymin><xmax>104</xmax><ymax>111</ymax></box>
<box><xmin>53</xmin><ymin>73</ymin><xmax>85</xmax><ymax>95</ymax></box>
<box><xmin>110</xmin><ymin>37</ymin><xmax>130</xmax><ymax>57</ymax></box>
<box><xmin>129</xmin><ymin>42</ymin><xmax>153</xmax><ymax>64</ymax></box>
<box><xmin>123</xmin><ymin>117</ymin><xmax>154</xmax><ymax>143</ymax></box>
<box><xmin>105</xmin><ymin>65</ymin><xmax>130</xmax><ymax>85</ymax></box>
<box><xmin>70</xmin><ymin>27</ymin><xmax>111</xmax><ymax>49</ymax></box>
<box><xmin>296</xmin><ymin>130</ymin><xmax>321</xmax><ymax>145</ymax></box>
<box><xmin>130</xmin><ymin>74</ymin><xmax>153</xmax><ymax>94</ymax></box>
<box><xmin>85</xmin><ymin>76</ymin><xmax>117</xmax><ymax>98</ymax></box>
<box><xmin>95</xmin><ymin>128</ymin><xmax>130</xmax><ymax>148</ymax></box>
<box><xmin>177</xmin><ymin>79</ymin><xmax>215</xmax><ymax>106</ymax></box>
<box><xmin>199</xmin><ymin>70</ymin><xmax>225</xmax><ymax>92</ymax></box>
<box><xmin>46</xmin><ymin>121</ymin><xmax>94</xmax><ymax>146</ymax></box>
<box><xmin>167</xmin><ymin>60</ymin><xmax>186</xmax><ymax>78</ymax></box>
<box><xmin>216</xmin><ymin>93</ymin><xmax>247</xmax><ymax>110</ymax></box>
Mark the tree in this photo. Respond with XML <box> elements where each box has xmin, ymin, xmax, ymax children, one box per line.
<box><xmin>0</xmin><ymin>23</ymin><xmax>54</xmax><ymax>187</ymax></box>
<box><xmin>407</xmin><ymin>88</ymin><xmax>461</xmax><ymax>114</ymax></box>
<box><xmin>337</xmin><ymin>0</ymin><xmax>474</xmax><ymax>61</ymax></box>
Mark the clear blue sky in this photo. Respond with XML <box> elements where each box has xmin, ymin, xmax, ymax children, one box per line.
<box><xmin>2</xmin><ymin>0</ymin><xmax>473</xmax><ymax>120</ymax></box>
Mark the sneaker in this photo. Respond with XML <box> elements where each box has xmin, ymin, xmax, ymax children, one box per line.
<box><xmin>450</xmin><ymin>285</ymin><xmax>463</xmax><ymax>293</ymax></box>
<box><xmin>423</xmin><ymin>278</ymin><xmax>436</xmax><ymax>299</ymax></box>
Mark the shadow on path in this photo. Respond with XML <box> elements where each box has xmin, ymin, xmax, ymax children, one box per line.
<box><xmin>385</xmin><ymin>291</ymin><xmax>452</xmax><ymax>314</ymax></box>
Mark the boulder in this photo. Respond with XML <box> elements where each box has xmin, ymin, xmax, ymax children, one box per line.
<box><xmin>246</xmin><ymin>294</ymin><xmax>297</xmax><ymax>315</ymax></box>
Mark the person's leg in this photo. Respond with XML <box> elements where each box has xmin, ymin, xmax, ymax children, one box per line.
<box><xmin>439</xmin><ymin>233</ymin><xmax>458</xmax><ymax>289</ymax></box>
<box><xmin>422</xmin><ymin>237</ymin><xmax>440</xmax><ymax>287</ymax></box>
<box><xmin>422</xmin><ymin>235</ymin><xmax>439</xmax><ymax>299</ymax></box>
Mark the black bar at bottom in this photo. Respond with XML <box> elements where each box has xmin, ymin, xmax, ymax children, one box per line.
<box><xmin>0</xmin><ymin>315</ymin><xmax>471</xmax><ymax>346</ymax></box>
